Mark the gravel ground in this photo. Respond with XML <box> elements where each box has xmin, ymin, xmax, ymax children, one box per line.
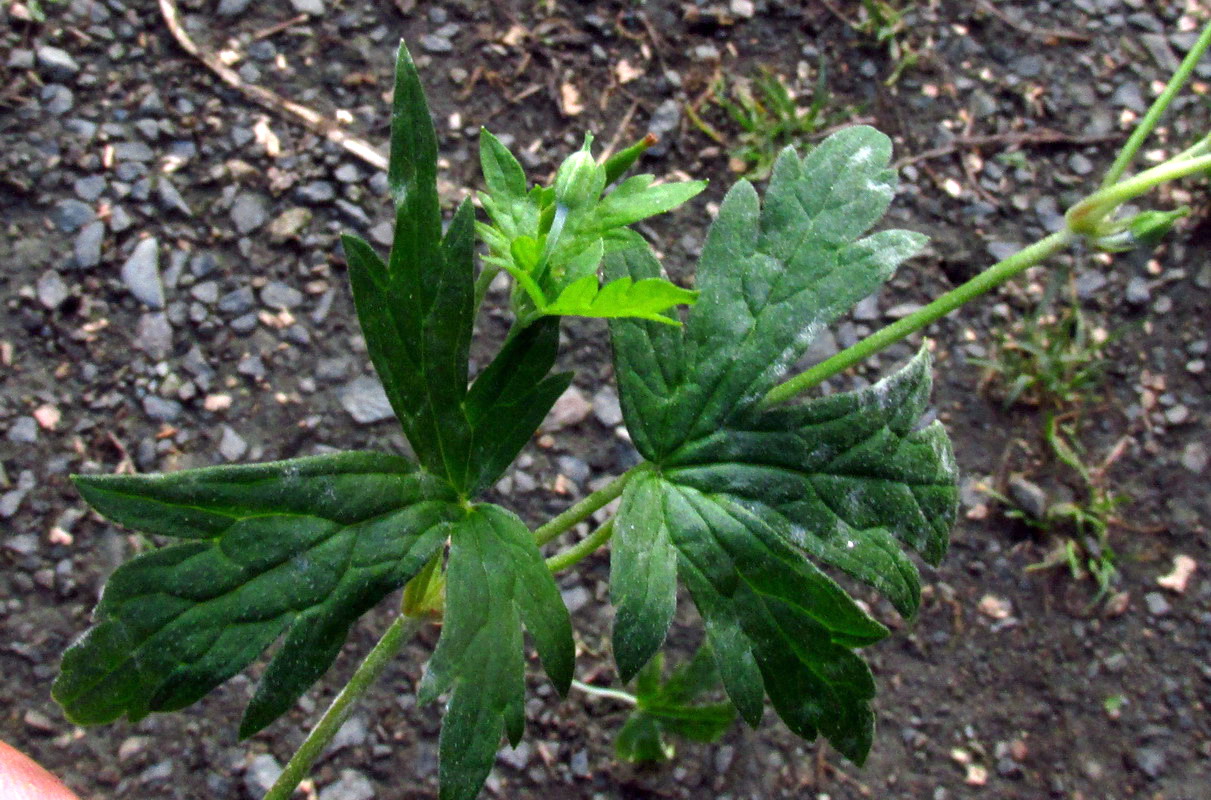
<box><xmin>2</xmin><ymin>1</ymin><xmax>1210</xmax><ymax>799</ymax></box>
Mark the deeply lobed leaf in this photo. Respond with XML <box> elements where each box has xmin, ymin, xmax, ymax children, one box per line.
<box><xmin>606</xmin><ymin>128</ymin><xmax>958</xmax><ymax>763</ymax></box>
<box><xmin>53</xmin><ymin>453</ymin><xmax>460</xmax><ymax>737</ymax></box>
<box><xmin>418</xmin><ymin>505</ymin><xmax>573</xmax><ymax>800</ymax></box>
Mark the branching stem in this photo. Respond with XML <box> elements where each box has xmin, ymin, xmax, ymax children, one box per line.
<box><xmin>533</xmin><ymin>463</ymin><xmax>645</xmax><ymax>546</ymax></box>
<box><xmin>263</xmin><ymin>614</ymin><xmax>426</xmax><ymax>800</ymax></box>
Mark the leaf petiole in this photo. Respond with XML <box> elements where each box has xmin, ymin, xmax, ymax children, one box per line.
<box><xmin>264</xmin><ymin>614</ymin><xmax>428</xmax><ymax>800</ymax></box>
<box><xmin>533</xmin><ymin>463</ymin><xmax>646</xmax><ymax>546</ymax></box>
<box><xmin>571</xmin><ymin>678</ymin><xmax>637</xmax><ymax>706</ymax></box>
<box><xmin>546</xmin><ymin>518</ymin><xmax>615</xmax><ymax>573</ymax></box>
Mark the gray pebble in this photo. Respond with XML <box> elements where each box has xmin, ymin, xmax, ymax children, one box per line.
<box><xmin>243</xmin><ymin>754</ymin><xmax>283</xmax><ymax>797</ymax></box>
<box><xmin>1074</xmin><ymin>269</ymin><xmax>1107</xmax><ymax>300</ymax></box>
<box><xmin>1125</xmin><ymin>276</ymin><xmax>1151</xmax><ymax>306</ymax></box>
<box><xmin>108</xmin><ymin>204</ymin><xmax>133</xmax><ymax>233</ymax></box>
<box><xmin>218</xmin><ymin>286</ymin><xmax>256</xmax><ymax>315</ymax></box>
<box><xmin>560</xmin><ymin>585</ymin><xmax>591</xmax><ymax>614</ymax></box>
<box><xmin>340</xmin><ymin>375</ymin><xmax>394</xmax><ymax>424</ymax></box>
<box><xmin>190</xmin><ymin>281</ymin><xmax>219</xmax><ymax>304</ymax></box>
<box><xmin>218</xmin><ymin>426</ymin><xmax>248</xmax><ymax>462</ymax></box>
<box><xmin>121</xmin><ymin>238</ymin><xmax>165</xmax><ymax>309</ymax></box>
<box><xmin>113</xmin><ymin>141</ymin><xmax>154</xmax><ymax>163</ymax></box>
<box><xmin>36</xmin><ymin>270</ymin><xmax>70</xmax><ymax>309</ymax></box>
<box><xmin>328</xmin><ymin>714</ymin><xmax>369</xmax><ymax>754</ymax></box>
<box><xmin>335</xmin><ymin>164</ymin><xmax>361</xmax><ymax>183</ymax></box>
<box><xmin>1133</xmin><ymin>745</ymin><xmax>1167</xmax><ymax>779</ymax></box>
<box><xmin>420</xmin><ymin>34</ymin><xmax>453</xmax><ymax>54</ymax></box>
<box><xmin>73</xmin><ymin>175</ymin><xmax>107</xmax><ymax>202</ymax></box>
<box><xmin>217</xmin><ymin>0</ymin><xmax>253</xmax><ymax>16</ymax></box>
<box><xmin>291</xmin><ymin>0</ymin><xmax>325</xmax><ymax>15</ymax></box>
<box><xmin>1180</xmin><ymin>442</ymin><xmax>1207</xmax><ymax>474</ymax></box>
<box><xmin>648</xmin><ymin>99</ymin><xmax>680</xmax><ymax>141</ymax></box>
<box><xmin>1111</xmin><ymin>82</ymin><xmax>1146</xmax><ymax>113</ymax></box>
<box><xmin>73</xmin><ymin>220</ymin><xmax>105</xmax><ymax>269</ymax></box>
<box><xmin>7</xmin><ymin>48</ymin><xmax>34</xmax><ymax>69</ymax></box>
<box><xmin>1143</xmin><ymin>591</ymin><xmax>1170</xmax><ymax>616</ymax></box>
<box><xmin>1164</xmin><ymin>405</ymin><xmax>1189</xmax><ymax>425</ymax></box>
<box><xmin>497</xmin><ymin>741</ymin><xmax>530</xmax><ymax>770</ymax></box>
<box><xmin>157</xmin><ymin>177</ymin><xmax>193</xmax><ymax>216</ymax></box>
<box><xmin>237</xmin><ymin>355</ymin><xmax>266</xmax><ymax>380</ymax></box>
<box><xmin>52</xmin><ymin>199</ymin><xmax>96</xmax><ymax>233</ymax></box>
<box><xmin>1008</xmin><ymin>475</ymin><xmax>1047</xmax><ymax>520</ymax></box>
<box><xmin>230</xmin><ymin>313</ymin><xmax>259</xmax><ymax>334</ymax></box>
<box><xmin>142</xmin><ymin>396</ymin><xmax>183</xmax><ymax>422</ymax></box>
<box><xmin>37</xmin><ymin>46</ymin><xmax>80</xmax><ymax>81</ymax></box>
<box><xmin>592</xmin><ymin>386</ymin><xmax>623</xmax><ymax>427</ymax></box>
<box><xmin>231</xmin><ymin>192</ymin><xmax>269</xmax><ymax>234</ymax></box>
<box><xmin>134</xmin><ymin>313</ymin><xmax>173</xmax><ymax>360</ymax></box>
<box><xmin>557</xmin><ymin>455</ymin><xmax>590</xmax><ymax>485</ymax></box>
<box><xmin>319</xmin><ymin>770</ymin><xmax>374</xmax><ymax>800</ymax></box>
<box><xmin>295</xmin><ymin>181</ymin><xmax>336</xmax><ymax>204</ymax></box>
<box><xmin>7</xmin><ymin>417</ymin><xmax>39</xmax><ymax>444</ymax></box>
<box><xmin>1068</xmin><ymin>154</ymin><xmax>1095</xmax><ymax>175</ymax></box>
<box><xmin>570</xmin><ymin>750</ymin><xmax>590</xmax><ymax>778</ymax></box>
<box><xmin>41</xmin><ymin>83</ymin><xmax>74</xmax><ymax>114</ymax></box>
<box><xmin>261</xmin><ymin>281</ymin><xmax>304</xmax><ymax>310</ymax></box>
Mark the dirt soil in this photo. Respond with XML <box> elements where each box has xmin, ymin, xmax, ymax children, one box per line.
<box><xmin>2</xmin><ymin>1</ymin><xmax>1210</xmax><ymax>799</ymax></box>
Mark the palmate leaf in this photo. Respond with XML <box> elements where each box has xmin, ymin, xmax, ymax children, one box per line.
<box><xmin>343</xmin><ymin>43</ymin><xmax>568</xmax><ymax>496</ymax></box>
<box><xmin>543</xmin><ymin>274</ymin><xmax>699</xmax><ymax>325</ymax></box>
<box><xmin>418</xmin><ymin>505</ymin><xmax>573</xmax><ymax>800</ymax></box>
<box><xmin>52</xmin><ymin>453</ymin><xmax>460</xmax><ymax>737</ymax></box>
<box><xmin>606</xmin><ymin>128</ymin><xmax>959</xmax><ymax>763</ymax></box>
<box><xmin>615</xmin><ymin>647</ymin><xmax>736</xmax><ymax>763</ymax></box>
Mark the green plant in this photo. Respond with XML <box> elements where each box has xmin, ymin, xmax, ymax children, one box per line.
<box><xmin>973</xmin><ymin>294</ymin><xmax>1111</xmax><ymax>410</ymax></box>
<box><xmin>52</xmin><ymin>22</ymin><xmax>1211</xmax><ymax>800</ymax></box>
<box><xmin>691</xmin><ymin>64</ymin><xmax>853</xmax><ymax>178</ymax></box>
<box><xmin>1021</xmin><ymin>417</ymin><xmax>1126</xmax><ymax>602</ymax></box>
<box><xmin>850</xmin><ymin>0</ymin><xmax>924</xmax><ymax>85</ymax></box>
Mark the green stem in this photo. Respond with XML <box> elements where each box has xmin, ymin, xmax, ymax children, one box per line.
<box><xmin>1101</xmin><ymin>20</ymin><xmax>1211</xmax><ymax>188</ymax></box>
<box><xmin>1069</xmin><ymin>152</ymin><xmax>1211</xmax><ymax>233</ymax></box>
<box><xmin>761</xmin><ymin>229</ymin><xmax>1076</xmax><ymax>406</ymax></box>
<box><xmin>263</xmin><ymin>614</ymin><xmax>426</xmax><ymax>800</ymax></box>
<box><xmin>533</xmin><ymin>463</ymin><xmax>645</xmax><ymax>546</ymax></box>
<box><xmin>546</xmin><ymin>518</ymin><xmax>614</xmax><ymax>572</ymax></box>
<box><xmin>473</xmin><ymin>263</ymin><xmax>502</xmax><ymax>310</ymax></box>
<box><xmin>570</xmin><ymin>678</ymin><xmax>637</xmax><ymax>706</ymax></box>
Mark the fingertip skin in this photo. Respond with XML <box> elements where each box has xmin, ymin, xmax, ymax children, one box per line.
<box><xmin>0</xmin><ymin>739</ymin><xmax>81</xmax><ymax>800</ymax></box>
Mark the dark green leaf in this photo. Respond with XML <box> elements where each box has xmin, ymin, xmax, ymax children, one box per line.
<box><xmin>418</xmin><ymin>504</ymin><xmax>573</xmax><ymax>800</ymax></box>
<box><xmin>479</xmin><ymin>128</ymin><xmax>527</xmax><ymax>204</ymax></box>
<box><xmin>344</xmin><ymin>44</ymin><xmax>564</xmax><ymax>496</ymax></box>
<box><xmin>53</xmin><ymin>453</ymin><xmax>460</xmax><ymax>737</ymax></box>
<box><xmin>605</xmin><ymin>128</ymin><xmax>958</xmax><ymax>763</ymax></box>
<box><xmin>587</xmin><ymin>175</ymin><xmax>708</xmax><ymax>232</ymax></box>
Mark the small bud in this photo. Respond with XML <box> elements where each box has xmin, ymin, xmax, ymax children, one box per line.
<box><xmin>1127</xmin><ymin>207</ymin><xmax>1188</xmax><ymax>248</ymax></box>
<box><xmin>554</xmin><ymin>146</ymin><xmax>604</xmax><ymax>210</ymax></box>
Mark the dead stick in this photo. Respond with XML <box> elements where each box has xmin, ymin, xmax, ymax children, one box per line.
<box><xmin>896</xmin><ymin>130</ymin><xmax>1121</xmax><ymax>168</ymax></box>
<box><xmin>975</xmin><ymin>0</ymin><xmax>1091</xmax><ymax>43</ymax></box>
<box><xmin>158</xmin><ymin>0</ymin><xmax>387</xmax><ymax>171</ymax></box>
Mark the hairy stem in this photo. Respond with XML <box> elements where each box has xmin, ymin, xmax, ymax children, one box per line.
<box><xmin>1101</xmin><ymin>20</ymin><xmax>1211</xmax><ymax>188</ymax></box>
<box><xmin>533</xmin><ymin>463</ymin><xmax>645</xmax><ymax>546</ymax></box>
<box><xmin>547</xmin><ymin>518</ymin><xmax>615</xmax><ymax>572</ymax></box>
<box><xmin>761</xmin><ymin>229</ymin><xmax>1077</xmax><ymax>405</ymax></box>
<box><xmin>571</xmin><ymin>678</ymin><xmax>637</xmax><ymax>706</ymax></box>
<box><xmin>1068</xmin><ymin>152</ymin><xmax>1211</xmax><ymax>233</ymax></box>
<box><xmin>264</xmin><ymin>614</ymin><xmax>426</xmax><ymax>800</ymax></box>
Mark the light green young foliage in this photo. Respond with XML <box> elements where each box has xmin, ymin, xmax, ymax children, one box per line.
<box><xmin>477</xmin><ymin>129</ymin><xmax>706</xmax><ymax>323</ymax></box>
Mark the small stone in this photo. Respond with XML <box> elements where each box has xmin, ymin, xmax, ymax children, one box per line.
<box><xmin>217</xmin><ymin>0</ymin><xmax>251</xmax><ymax>14</ymax></box>
<box><xmin>135</xmin><ymin>312</ymin><xmax>175</xmax><ymax>367</ymax></box>
<box><xmin>218</xmin><ymin>286</ymin><xmax>256</xmax><ymax>315</ymax></box>
<box><xmin>23</xmin><ymin>710</ymin><xmax>56</xmax><ymax>734</ymax></box>
<box><xmin>74</xmin><ymin>221</ymin><xmax>105</xmax><ymax>269</ymax></box>
<box><xmin>647</xmin><ymin>100</ymin><xmax>680</xmax><ymax>141</ymax></box>
<box><xmin>7</xmin><ymin>48</ymin><xmax>34</xmax><ymax>69</ymax></box>
<box><xmin>1125</xmin><ymin>276</ymin><xmax>1151</xmax><ymax>306</ymax></box>
<box><xmin>261</xmin><ymin>281</ymin><xmax>304</xmax><ymax>310</ymax></box>
<box><xmin>497</xmin><ymin>741</ymin><xmax>531</xmax><ymax>770</ymax></box>
<box><xmin>328</xmin><ymin>714</ymin><xmax>369</xmax><ymax>754</ymax></box>
<box><xmin>218</xmin><ymin>426</ymin><xmax>248</xmax><ymax>462</ymax></box>
<box><xmin>560</xmin><ymin>585</ymin><xmax>591</xmax><ymax>614</ymax></box>
<box><xmin>1133</xmin><ymin>746</ymin><xmax>1167</xmax><ymax>779</ymax></box>
<box><xmin>1068</xmin><ymin>154</ymin><xmax>1095</xmax><ymax>175</ymax></box>
<box><xmin>1164</xmin><ymin>405</ymin><xmax>1189</xmax><ymax>425</ymax></box>
<box><xmin>295</xmin><ymin>181</ymin><xmax>336</xmax><ymax>204</ymax></box>
<box><xmin>113</xmin><ymin>141</ymin><xmax>154</xmax><ymax>163</ymax></box>
<box><xmin>143</xmin><ymin>396</ymin><xmax>183</xmax><ymax>422</ymax></box>
<box><xmin>244</xmin><ymin>754</ymin><xmax>283</xmax><ymax>797</ymax></box>
<box><xmin>41</xmin><ymin>84</ymin><xmax>74</xmax><ymax>115</ymax></box>
<box><xmin>1074</xmin><ymin>269</ymin><xmax>1108</xmax><ymax>300</ymax></box>
<box><xmin>1180</xmin><ymin>442</ymin><xmax>1207</xmax><ymax>474</ymax></box>
<box><xmin>230</xmin><ymin>192</ymin><xmax>269</xmax><ymax>234</ymax></box>
<box><xmin>853</xmin><ymin>293</ymin><xmax>880</xmax><ymax>320</ymax></box>
<box><xmin>118</xmin><ymin>736</ymin><xmax>149</xmax><ymax>763</ymax></box>
<box><xmin>36</xmin><ymin>270</ymin><xmax>70</xmax><ymax>309</ymax></box>
<box><xmin>715</xmin><ymin>744</ymin><xmax>736</xmax><ymax>773</ymax></box>
<box><xmin>121</xmin><ymin>238</ymin><xmax>165</xmax><ymax>309</ymax></box>
<box><xmin>977</xmin><ymin>594</ymin><xmax>1012</xmax><ymax>620</ymax></box>
<box><xmin>1111</xmin><ymin>82</ymin><xmax>1147</xmax><ymax>113</ymax></box>
<box><xmin>1143</xmin><ymin>591</ymin><xmax>1170</xmax><ymax>616</ymax></box>
<box><xmin>340</xmin><ymin>376</ymin><xmax>394</xmax><ymax>424</ymax></box>
<box><xmin>319</xmin><ymin>770</ymin><xmax>374</xmax><ymax>800</ymax></box>
<box><xmin>190</xmin><ymin>281</ymin><xmax>219</xmax><ymax>304</ymax></box>
<box><xmin>33</xmin><ymin>404</ymin><xmax>61</xmax><ymax>430</ymax></box>
<box><xmin>268</xmin><ymin>207</ymin><xmax>312</xmax><ymax>242</ymax></box>
<box><xmin>7</xmin><ymin>417</ymin><xmax>39</xmax><ymax>444</ymax></box>
<box><xmin>157</xmin><ymin>177</ymin><xmax>193</xmax><ymax>216</ymax></box>
<box><xmin>544</xmin><ymin>386</ymin><xmax>592</xmax><ymax>430</ymax></box>
<box><xmin>1157</xmin><ymin>554</ymin><xmax>1196</xmax><ymax>594</ymax></box>
<box><xmin>37</xmin><ymin>46</ymin><xmax>80</xmax><ymax>80</ymax></box>
<box><xmin>420</xmin><ymin>34</ymin><xmax>453</xmax><ymax>53</ymax></box>
<box><xmin>729</xmin><ymin>0</ymin><xmax>754</xmax><ymax>18</ymax></box>
<box><xmin>204</xmin><ymin>394</ymin><xmax>233</xmax><ymax>412</ymax></box>
<box><xmin>1008</xmin><ymin>475</ymin><xmax>1047</xmax><ymax>520</ymax></box>
<box><xmin>74</xmin><ymin>175</ymin><xmax>108</xmax><ymax>201</ymax></box>
<box><xmin>569</xmin><ymin>749</ymin><xmax>590</xmax><ymax>778</ymax></box>
<box><xmin>885</xmin><ymin>302</ymin><xmax>923</xmax><ymax>319</ymax></box>
<box><xmin>290</xmin><ymin>0</ymin><xmax>325</xmax><ymax>15</ymax></box>
<box><xmin>592</xmin><ymin>387</ymin><xmax>623</xmax><ymax>427</ymax></box>
<box><xmin>52</xmin><ymin>199</ymin><xmax>96</xmax><ymax>233</ymax></box>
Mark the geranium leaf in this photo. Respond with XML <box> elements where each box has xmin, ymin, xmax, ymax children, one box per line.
<box><xmin>418</xmin><ymin>504</ymin><xmax>573</xmax><ymax>800</ymax></box>
<box><xmin>605</xmin><ymin>128</ymin><xmax>958</xmax><ymax>763</ymax></box>
<box><xmin>52</xmin><ymin>453</ymin><xmax>460</xmax><ymax>737</ymax></box>
<box><xmin>543</xmin><ymin>273</ymin><xmax>699</xmax><ymax>325</ymax></box>
<box><xmin>344</xmin><ymin>42</ymin><xmax>563</xmax><ymax>496</ymax></box>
